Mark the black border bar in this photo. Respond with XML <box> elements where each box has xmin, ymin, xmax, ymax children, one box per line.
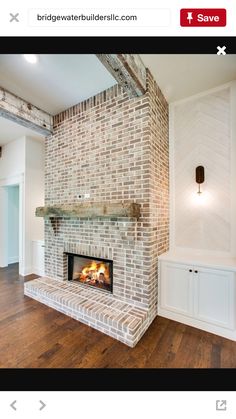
<box><xmin>1</xmin><ymin>369</ymin><xmax>236</xmax><ymax>391</ymax></box>
<box><xmin>0</xmin><ymin>36</ymin><xmax>235</xmax><ymax>53</ymax></box>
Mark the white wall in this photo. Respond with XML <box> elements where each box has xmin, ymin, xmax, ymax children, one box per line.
<box><xmin>0</xmin><ymin>136</ymin><xmax>25</xmax><ymax>178</ymax></box>
<box><xmin>170</xmin><ymin>82</ymin><xmax>236</xmax><ymax>256</ymax></box>
<box><xmin>0</xmin><ymin>135</ymin><xmax>45</xmax><ymax>274</ymax></box>
<box><xmin>8</xmin><ymin>185</ymin><xmax>19</xmax><ymax>264</ymax></box>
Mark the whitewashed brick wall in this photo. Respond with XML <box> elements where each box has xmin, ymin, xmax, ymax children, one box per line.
<box><xmin>44</xmin><ymin>71</ymin><xmax>169</xmax><ymax>315</ymax></box>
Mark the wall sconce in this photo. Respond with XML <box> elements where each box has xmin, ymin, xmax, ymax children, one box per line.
<box><xmin>195</xmin><ymin>166</ymin><xmax>205</xmax><ymax>194</ymax></box>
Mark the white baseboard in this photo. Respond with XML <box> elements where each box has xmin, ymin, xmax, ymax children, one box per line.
<box><xmin>0</xmin><ymin>263</ymin><xmax>8</xmax><ymax>268</ymax></box>
<box><xmin>32</xmin><ymin>267</ymin><xmax>45</xmax><ymax>277</ymax></box>
<box><xmin>158</xmin><ymin>308</ymin><xmax>236</xmax><ymax>342</ymax></box>
<box><xmin>8</xmin><ymin>256</ymin><xmax>19</xmax><ymax>264</ymax></box>
<box><xmin>20</xmin><ymin>266</ymin><xmax>45</xmax><ymax>277</ymax></box>
<box><xmin>20</xmin><ymin>266</ymin><xmax>33</xmax><ymax>276</ymax></box>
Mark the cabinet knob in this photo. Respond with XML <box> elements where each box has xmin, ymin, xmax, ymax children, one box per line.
<box><xmin>194</xmin><ymin>270</ymin><xmax>198</xmax><ymax>273</ymax></box>
<box><xmin>189</xmin><ymin>269</ymin><xmax>192</xmax><ymax>272</ymax></box>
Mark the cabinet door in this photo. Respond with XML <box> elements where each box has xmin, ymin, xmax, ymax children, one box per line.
<box><xmin>160</xmin><ymin>262</ymin><xmax>194</xmax><ymax>317</ymax></box>
<box><xmin>195</xmin><ymin>268</ymin><xmax>235</xmax><ymax>330</ymax></box>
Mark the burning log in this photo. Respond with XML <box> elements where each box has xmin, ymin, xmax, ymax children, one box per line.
<box><xmin>74</xmin><ymin>259</ymin><xmax>111</xmax><ymax>291</ymax></box>
<box><xmin>98</xmin><ymin>272</ymin><xmax>105</xmax><ymax>284</ymax></box>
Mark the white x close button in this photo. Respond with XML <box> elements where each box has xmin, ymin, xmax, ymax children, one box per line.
<box><xmin>217</xmin><ymin>46</ymin><xmax>227</xmax><ymax>55</ymax></box>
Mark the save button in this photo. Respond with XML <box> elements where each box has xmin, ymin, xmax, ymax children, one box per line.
<box><xmin>180</xmin><ymin>9</ymin><xmax>226</xmax><ymax>26</ymax></box>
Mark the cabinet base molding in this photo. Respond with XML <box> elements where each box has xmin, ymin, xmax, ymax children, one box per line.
<box><xmin>158</xmin><ymin>309</ymin><xmax>236</xmax><ymax>342</ymax></box>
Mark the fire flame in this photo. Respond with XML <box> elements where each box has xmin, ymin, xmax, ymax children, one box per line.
<box><xmin>81</xmin><ymin>261</ymin><xmax>110</xmax><ymax>284</ymax></box>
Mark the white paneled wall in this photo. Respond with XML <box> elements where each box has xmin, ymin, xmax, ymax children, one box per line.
<box><xmin>170</xmin><ymin>83</ymin><xmax>236</xmax><ymax>254</ymax></box>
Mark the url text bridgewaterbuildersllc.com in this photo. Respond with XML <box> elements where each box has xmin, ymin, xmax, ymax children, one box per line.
<box><xmin>37</xmin><ymin>13</ymin><xmax>138</xmax><ymax>23</ymax></box>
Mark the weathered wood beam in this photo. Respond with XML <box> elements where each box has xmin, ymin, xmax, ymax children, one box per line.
<box><xmin>96</xmin><ymin>54</ymin><xmax>146</xmax><ymax>98</ymax></box>
<box><xmin>36</xmin><ymin>202</ymin><xmax>141</xmax><ymax>219</ymax></box>
<box><xmin>0</xmin><ymin>86</ymin><xmax>53</xmax><ymax>136</ymax></box>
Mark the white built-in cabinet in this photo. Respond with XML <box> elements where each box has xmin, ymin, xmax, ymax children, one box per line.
<box><xmin>32</xmin><ymin>240</ymin><xmax>45</xmax><ymax>276</ymax></box>
<box><xmin>158</xmin><ymin>253</ymin><xmax>236</xmax><ymax>340</ymax></box>
<box><xmin>195</xmin><ymin>267</ymin><xmax>234</xmax><ymax>329</ymax></box>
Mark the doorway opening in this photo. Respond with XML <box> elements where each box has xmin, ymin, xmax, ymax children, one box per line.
<box><xmin>7</xmin><ymin>185</ymin><xmax>20</xmax><ymax>268</ymax></box>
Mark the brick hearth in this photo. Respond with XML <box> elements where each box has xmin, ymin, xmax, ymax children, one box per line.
<box><xmin>24</xmin><ymin>277</ymin><xmax>150</xmax><ymax>347</ymax></box>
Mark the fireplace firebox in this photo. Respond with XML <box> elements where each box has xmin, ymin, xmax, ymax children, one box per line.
<box><xmin>66</xmin><ymin>253</ymin><xmax>113</xmax><ymax>293</ymax></box>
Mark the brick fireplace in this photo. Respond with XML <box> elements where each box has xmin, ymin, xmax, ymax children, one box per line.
<box><xmin>24</xmin><ymin>69</ymin><xmax>169</xmax><ymax>347</ymax></box>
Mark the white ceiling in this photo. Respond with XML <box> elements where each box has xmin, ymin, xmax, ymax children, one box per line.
<box><xmin>0</xmin><ymin>54</ymin><xmax>117</xmax><ymax>115</ymax></box>
<box><xmin>140</xmin><ymin>54</ymin><xmax>236</xmax><ymax>102</ymax></box>
<box><xmin>0</xmin><ymin>54</ymin><xmax>236</xmax><ymax>146</ymax></box>
<box><xmin>0</xmin><ymin>116</ymin><xmax>42</xmax><ymax>145</ymax></box>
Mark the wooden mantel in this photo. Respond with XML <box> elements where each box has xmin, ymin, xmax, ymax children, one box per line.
<box><xmin>35</xmin><ymin>202</ymin><xmax>141</xmax><ymax>220</ymax></box>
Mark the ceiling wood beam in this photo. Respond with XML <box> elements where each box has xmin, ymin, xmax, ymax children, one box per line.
<box><xmin>96</xmin><ymin>54</ymin><xmax>146</xmax><ymax>97</ymax></box>
<box><xmin>0</xmin><ymin>86</ymin><xmax>53</xmax><ymax>136</ymax></box>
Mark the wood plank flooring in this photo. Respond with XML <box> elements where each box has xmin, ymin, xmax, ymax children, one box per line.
<box><xmin>1</xmin><ymin>263</ymin><xmax>236</xmax><ymax>368</ymax></box>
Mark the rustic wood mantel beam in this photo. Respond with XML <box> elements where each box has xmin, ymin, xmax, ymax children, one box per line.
<box><xmin>0</xmin><ymin>86</ymin><xmax>53</xmax><ymax>136</ymax></box>
<box><xmin>96</xmin><ymin>54</ymin><xmax>146</xmax><ymax>97</ymax></box>
<box><xmin>36</xmin><ymin>202</ymin><xmax>141</xmax><ymax>220</ymax></box>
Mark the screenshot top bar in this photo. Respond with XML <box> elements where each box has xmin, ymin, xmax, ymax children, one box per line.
<box><xmin>0</xmin><ymin>2</ymin><xmax>236</xmax><ymax>36</ymax></box>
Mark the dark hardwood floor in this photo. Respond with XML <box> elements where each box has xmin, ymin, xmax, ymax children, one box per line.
<box><xmin>1</xmin><ymin>263</ymin><xmax>236</xmax><ymax>368</ymax></box>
